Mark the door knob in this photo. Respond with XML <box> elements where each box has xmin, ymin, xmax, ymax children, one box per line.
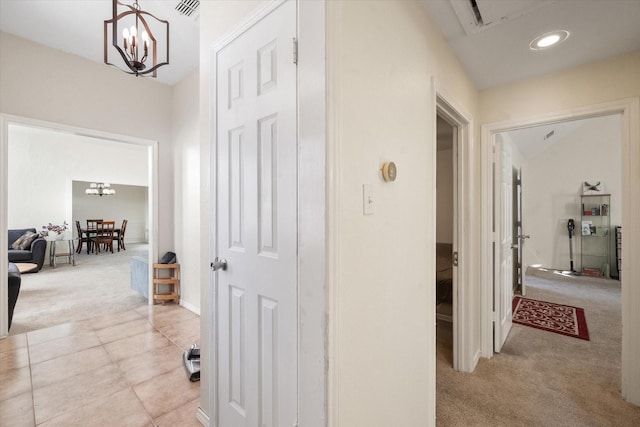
<box><xmin>518</xmin><ymin>234</ymin><xmax>530</xmax><ymax>239</ymax></box>
<box><xmin>211</xmin><ymin>258</ymin><xmax>227</xmax><ymax>271</ymax></box>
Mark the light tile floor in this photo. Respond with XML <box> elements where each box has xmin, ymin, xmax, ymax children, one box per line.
<box><xmin>0</xmin><ymin>304</ymin><xmax>202</xmax><ymax>427</ymax></box>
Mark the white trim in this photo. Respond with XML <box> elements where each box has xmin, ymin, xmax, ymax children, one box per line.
<box><xmin>480</xmin><ymin>98</ymin><xmax>640</xmax><ymax>406</ymax></box>
<box><xmin>297</xmin><ymin>0</ymin><xmax>327</xmax><ymax>425</ymax></box>
<box><xmin>180</xmin><ymin>299</ymin><xmax>200</xmax><ymax>316</ymax></box>
<box><xmin>0</xmin><ymin>113</ymin><xmax>158</xmax><ymax>338</ymax></box>
<box><xmin>434</xmin><ymin>81</ymin><xmax>478</xmax><ymax>373</ymax></box>
<box><xmin>206</xmin><ymin>28</ymin><xmax>218</xmax><ymax>427</ymax></box>
<box><xmin>326</xmin><ymin>0</ymin><xmax>341</xmax><ymax>424</ymax></box>
<box><xmin>196</xmin><ymin>407</ymin><xmax>210</xmax><ymax>427</ymax></box>
<box><xmin>206</xmin><ymin>1</ymin><xmax>327</xmax><ymax>425</ymax></box>
<box><xmin>0</xmin><ymin>115</ymin><xmax>8</xmax><ymax>337</ymax></box>
<box><xmin>211</xmin><ymin>0</ymin><xmax>286</xmax><ymax>52</ymax></box>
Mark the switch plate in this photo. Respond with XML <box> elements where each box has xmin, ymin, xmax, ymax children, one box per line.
<box><xmin>363</xmin><ymin>184</ymin><xmax>374</xmax><ymax>215</ymax></box>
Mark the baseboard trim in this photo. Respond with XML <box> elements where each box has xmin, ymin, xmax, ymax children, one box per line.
<box><xmin>472</xmin><ymin>349</ymin><xmax>482</xmax><ymax>370</ymax></box>
<box><xmin>180</xmin><ymin>299</ymin><xmax>200</xmax><ymax>316</ymax></box>
<box><xmin>196</xmin><ymin>407</ymin><xmax>209</xmax><ymax>426</ymax></box>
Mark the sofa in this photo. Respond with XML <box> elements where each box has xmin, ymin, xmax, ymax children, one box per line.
<box><xmin>8</xmin><ymin>262</ymin><xmax>21</xmax><ymax>330</ymax></box>
<box><xmin>8</xmin><ymin>228</ymin><xmax>46</xmax><ymax>272</ymax></box>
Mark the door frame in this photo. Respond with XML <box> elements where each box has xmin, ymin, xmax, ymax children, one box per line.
<box><xmin>203</xmin><ymin>1</ymin><xmax>326</xmax><ymax>425</ymax></box>
<box><xmin>479</xmin><ymin>98</ymin><xmax>640</xmax><ymax>406</ymax></box>
<box><xmin>512</xmin><ymin>165</ymin><xmax>524</xmax><ymax>296</ymax></box>
<box><xmin>0</xmin><ymin>113</ymin><xmax>159</xmax><ymax>338</ymax></box>
<box><xmin>434</xmin><ymin>81</ymin><xmax>478</xmax><ymax>372</ymax></box>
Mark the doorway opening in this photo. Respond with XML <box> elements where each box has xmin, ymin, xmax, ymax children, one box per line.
<box><xmin>0</xmin><ymin>115</ymin><xmax>158</xmax><ymax>337</ymax></box>
<box><xmin>501</xmin><ymin>114</ymin><xmax>622</xmax><ymax>282</ymax></box>
<box><xmin>435</xmin><ymin>114</ymin><xmax>456</xmax><ymax>367</ymax></box>
<box><xmin>480</xmin><ymin>97</ymin><xmax>640</xmax><ymax>406</ymax></box>
<box><xmin>434</xmin><ymin>88</ymin><xmax>476</xmax><ymax>374</ymax></box>
<box><xmin>490</xmin><ymin>113</ymin><xmax>624</xmax><ymax>354</ymax></box>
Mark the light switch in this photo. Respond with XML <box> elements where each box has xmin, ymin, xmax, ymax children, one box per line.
<box><xmin>363</xmin><ymin>184</ymin><xmax>374</xmax><ymax>215</ymax></box>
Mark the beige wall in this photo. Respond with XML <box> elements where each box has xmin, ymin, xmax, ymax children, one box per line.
<box><xmin>330</xmin><ymin>1</ymin><xmax>479</xmax><ymax>425</ymax></box>
<box><xmin>479</xmin><ymin>51</ymin><xmax>640</xmax><ymax>124</ymax></box>
<box><xmin>0</xmin><ymin>31</ymin><xmax>175</xmax><ymax>253</ymax></box>
<box><xmin>172</xmin><ymin>67</ymin><xmax>201</xmax><ymax>314</ymax></box>
<box><xmin>1</xmin><ymin>31</ymin><xmax>203</xmax><ymax>313</ymax></box>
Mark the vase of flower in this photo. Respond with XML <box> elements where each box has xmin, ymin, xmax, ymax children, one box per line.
<box><xmin>44</xmin><ymin>231</ymin><xmax>63</xmax><ymax>241</ymax></box>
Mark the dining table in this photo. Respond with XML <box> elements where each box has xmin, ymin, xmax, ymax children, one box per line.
<box><xmin>80</xmin><ymin>226</ymin><xmax>122</xmax><ymax>254</ymax></box>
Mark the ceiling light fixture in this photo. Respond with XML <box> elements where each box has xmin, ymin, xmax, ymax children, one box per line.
<box><xmin>85</xmin><ymin>183</ymin><xmax>116</xmax><ymax>197</ymax></box>
<box><xmin>529</xmin><ymin>30</ymin><xmax>570</xmax><ymax>50</ymax></box>
<box><xmin>104</xmin><ymin>0</ymin><xmax>170</xmax><ymax>77</ymax></box>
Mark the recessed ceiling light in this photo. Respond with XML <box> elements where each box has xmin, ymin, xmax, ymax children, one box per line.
<box><xmin>529</xmin><ymin>30</ymin><xmax>570</xmax><ymax>50</ymax></box>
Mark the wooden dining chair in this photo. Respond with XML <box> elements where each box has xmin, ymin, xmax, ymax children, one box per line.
<box><xmin>92</xmin><ymin>221</ymin><xmax>115</xmax><ymax>254</ymax></box>
<box><xmin>85</xmin><ymin>219</ymin><xmax>103</xmax><ymax>253</ymax></box>
<box><xmin>75</xmin><ymin>220</ymin><xmax>90</xmax><ymax>254</ymax></box>
<box><xmin>86</xmin><ymin>219</ymin><xmax>102</xmax><ymax>229</ymax></box>
<box><xmin>113</xmin><ymin>219</ymin><xmax>128</xmax><ymax>251</ymax></box>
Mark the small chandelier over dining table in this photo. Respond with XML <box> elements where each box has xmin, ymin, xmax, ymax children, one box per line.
<box><xmin>86</xmin><ymin>183</ymin><xmax>116</xmax><ymax>197</ymax></box>
<box><xmin>104</xmin><ymin>0</ymin><xmax>170</xmax><ymax>78</ymax></box>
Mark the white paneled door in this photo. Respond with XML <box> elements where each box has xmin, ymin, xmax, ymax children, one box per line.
<box><xmin>214</xmin><ymin>1</ymin><xmax>297</xmax><ymax>426</ymax></box>
<box><xmin>494</xmin><ymin>135</ymin><xmax>514</xmax><ymax>353</ymax></box>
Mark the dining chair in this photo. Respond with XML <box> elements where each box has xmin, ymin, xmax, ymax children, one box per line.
<box><xmin>86</xmin><ymin>219</ymin><xmax>102</xmax><ymax>229</ymax></box>
<box><xmin>114</xmin><ymin>219</ymin><xmax>128</xmax><ymax>251</ymax></box>
<box><xmin>75</xmin><ymin>220</ymin><xmax>90</xmax><ymax>254</ymax></box>
<box><xmin>86</xmin><ymin>219</ymin><xmax>103</xmax><ymax>253</ymax></box>
<box><xmin>92</xmin><ymin>221</ymin><xmax>115</xmax><ymax>254</ymax></box>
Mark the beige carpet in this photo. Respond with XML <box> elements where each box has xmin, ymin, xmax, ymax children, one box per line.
<box><xmin>10</xmin><ymin>243</ymin><xmax>149</xmax><ymax>335</ymax></box>
<box><xmin>436</xmin><ymin>267</ymin><xmax>640</xmax><ymax>426</ymax></box>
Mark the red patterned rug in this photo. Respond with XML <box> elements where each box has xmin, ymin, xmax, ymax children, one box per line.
<box><xmin>512</xmin><ymin>296</ymin><xmax>589</xmax><ymax>341</ymax></box>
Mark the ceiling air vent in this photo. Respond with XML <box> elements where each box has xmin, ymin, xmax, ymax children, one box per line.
<box><xmin>175</xmin><ymin>0</ymin><xmax>200</xmax><ymax>17</ymax></box>
<box><xmin>450</xmin><ymin>0</ymin><xmax>553</xmax><ymax>36</ymax></box>
<box><xmin>469</xmin><ymin>0</ymin><xmax>485</xmax><ymax>26</ymax></box>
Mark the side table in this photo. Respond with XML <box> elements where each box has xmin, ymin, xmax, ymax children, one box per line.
<box><xmin>49</xmin><ymin>238</ymin><xmax>78</xmax><ymax>268</ymax></box>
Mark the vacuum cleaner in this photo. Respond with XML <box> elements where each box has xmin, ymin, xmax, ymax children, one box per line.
<box><xmin>183</xmin><ymin>343</ymin><xmax>200</xmax><ymax>382</ymax></box>
<box><xmin>567</xmin><ymin>219</ymin><xmax>578</xmax><ymax>274</ymax></box>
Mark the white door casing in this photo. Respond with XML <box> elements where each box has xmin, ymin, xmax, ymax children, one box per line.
<box><xmin>435</xmin><ymin>85</ymin><xmax>478</xmax><ymax>373</ymax></box>
<box><xmin>516</xmin><ymin>168</ymin><xmax>526</xmax><ymax>296</ymax></box>
<box><xmin>214</xmin><ymin>1</ymin><xmax>297</xmax><ymax>426</ymax></box>
<box><xmin>494</xmin><ymin>135</ymin><xmax>513</xmax><ymax>353</ymax></box>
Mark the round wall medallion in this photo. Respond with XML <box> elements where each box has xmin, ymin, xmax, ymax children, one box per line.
<box><xmin>381</xmin><ymin>162</ymin><xmax>397</xmax><ymax>182</ymax></box>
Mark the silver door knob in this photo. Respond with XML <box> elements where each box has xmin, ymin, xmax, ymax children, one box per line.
<box><xmin>211</xmin><ymin>258</ymin><xmax>227</xmax><ymax>271</ymax></box>
<box><xmin>518</xmin><ymin>234</ymin><xmax>530</xmax><ymax>239</ymax></box>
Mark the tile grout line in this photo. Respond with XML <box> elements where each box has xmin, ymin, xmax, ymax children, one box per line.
<box><xmin>26</xmin><ymin>333</ymin><xmax>37</xmax><ymax>427</ymax></box>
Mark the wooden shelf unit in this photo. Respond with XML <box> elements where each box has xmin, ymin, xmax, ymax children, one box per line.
<box><xmin>153</xmin><ymin>263</ymin><xmax>180</xmax><ymax>304</ymax></box>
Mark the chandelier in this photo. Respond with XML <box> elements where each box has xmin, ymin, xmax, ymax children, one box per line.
<box><xmin>104</xmin><ymin>0</ymin><xmax>169</xmax><ymax>77</ymax></box>
<box><xmin>85</xmin><ymin>183</ymin><xmax>116</xmax><ymax>197</ymax></box>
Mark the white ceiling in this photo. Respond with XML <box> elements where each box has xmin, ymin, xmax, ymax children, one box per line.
<box><xmin>0</xmin><ymin>0</ymin><xmax>200</xmax><ymax>86</ymax></box>
<box><xmin>422</xmin><ymin>0</ymin><xmax>640</xmax><ymax>90</ymax></box>
<box><xmin>1</xmin><ymin>1</ymin><xmax>638</xmax><ymax>89</ymax></box>
<box><xmin>424</xmin><ymin>0</ymin><xmax>640</xmax><ymax>152</ymax></box>
<box><xmin>501</xmin><ymin>118</ymin><xmax>587</xmax><ymax>160</ymax></box>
